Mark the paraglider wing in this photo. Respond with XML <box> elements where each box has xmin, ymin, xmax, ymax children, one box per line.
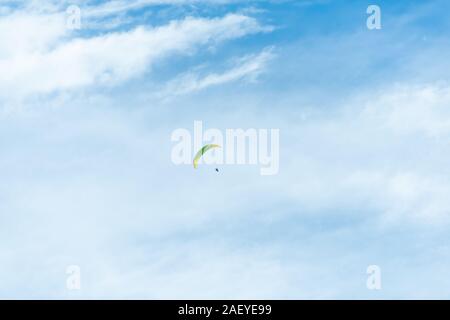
<box><xmin>193</xmin><ymin>144</ymin><xmax>221</xmax><ymax>169</ymax></box>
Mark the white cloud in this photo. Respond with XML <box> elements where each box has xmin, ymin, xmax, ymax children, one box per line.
<box><xmin>0</xmin><ymin>12</ymin><xmax>66</xmax><ymax>58</ymax></box>
<box><xmin>2</xmin><ymin>79</ymin><xmax>450</xmax><ymax>298</ymax></box>
<box><xmin>84</xmin><ymin>0</ymin><xmax>219</xmax><ymax>18</ymax></box>
<box><xmin>162</xmin><ymin>46</ymin><xmax>275</xmax><ymax>97</ymax></box>
<box><xmin>1</xmin><ymin>0</ymin><xmax>255</xmax><ymax>18</ymax></box>
<box><xmin>284</xmin><ymin>82</ymin><xmax>450</xmax><ymax>226</ymax></box>
<box><xmin>0</xmin><ymin>14</ymin><xmax>268</xmax><ymax>99</ymax></box>
<box><xmin>362</xmin><ymin>84</ymin><xmax>450</xmax><ymax>137</ymax></box>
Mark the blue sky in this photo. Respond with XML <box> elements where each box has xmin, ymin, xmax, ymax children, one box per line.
<box><xmin>1</xmin><ymin>0</ymin><xmax>450</xmax><ymax>299</ymax></box>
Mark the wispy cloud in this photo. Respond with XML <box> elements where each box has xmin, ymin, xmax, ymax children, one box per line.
<box><xmin>83</xmin><ymin>0</ymin><xmax>237</xmax><ymax>19</ymax></box>
<box><xmin>162</xmin><ymin>46</ymin><xmax>275</xmax><ymax>97</ymax></box>
<box><xmin>0</xmin><ymin>13</ymin><xmax>268</xmax><ymax>99</ymax></box>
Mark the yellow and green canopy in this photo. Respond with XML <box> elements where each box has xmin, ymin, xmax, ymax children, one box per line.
<box><xmin>193</xmin><ymin>144</ymin><xmax>220</xmax><ymax>169</ymax></box>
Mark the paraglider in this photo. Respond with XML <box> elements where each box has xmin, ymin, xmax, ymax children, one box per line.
<box><xmin>193</xmin><ymin>144</ymin><xmax>221</xmax><ymax>169</ymax></box>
